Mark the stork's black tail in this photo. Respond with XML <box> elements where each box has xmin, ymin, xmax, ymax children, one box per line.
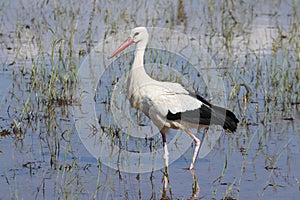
<box><xmin>211</xmin><ymin>105</ymin><xmax>239</xmax><ymax>133</ymax></box>
<box><xmin>166</xmin><ymin>95</ymin><xmax>239</xmax><ymax>133</ymax></box>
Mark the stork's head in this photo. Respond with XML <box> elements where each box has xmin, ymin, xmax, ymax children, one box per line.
<box><xmin>109</xmin><ymin>27</ymin><xmax>148</xmax><ymax>58</ymax></box>
<box><xmin>130</xmin><ymin>27</ymin><xmax>148</xmax><ymax>43</ymax></box>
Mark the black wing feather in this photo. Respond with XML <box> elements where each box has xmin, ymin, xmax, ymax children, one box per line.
<box><xmin>166</xmin><ymin>95</ymin><xmax>239</xmax><ymax>133</ymax></box>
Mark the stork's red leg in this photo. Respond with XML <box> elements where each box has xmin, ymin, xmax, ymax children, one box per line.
<box><xmin>184</xmin><ymin>129</ymin><xmax>201</xmax><ymax>170</ymax></box>
<box><xmin>160</xmin><ymin>127</ymin><xmax>169</xmax><ymax>167</ymax></box>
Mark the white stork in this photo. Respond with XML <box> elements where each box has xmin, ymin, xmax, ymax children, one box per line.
<box><xmin>109</xmin><ymin>27</ymin><xmax>239</xmax><ymax>170</ymax></box>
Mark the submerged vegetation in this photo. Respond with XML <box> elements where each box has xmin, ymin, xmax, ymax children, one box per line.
<box><xmin>0</xmin><ymin>0</ymin><xmax>299</xmax><ymax>199</ymax></box>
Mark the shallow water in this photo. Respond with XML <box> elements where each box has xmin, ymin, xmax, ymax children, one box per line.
<box><xmin>0</xmin><ymin>0</ymin><xmax>299</xmax><ymax>199</ymax></box>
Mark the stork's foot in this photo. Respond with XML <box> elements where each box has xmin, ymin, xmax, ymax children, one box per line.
<box><xmin>189</xmin><ymin>165</ymin><xmax>194</xmax><ymax>171</ymax></box>
<box><xmin>189</xmin><ymin>161</ymin><xmax>195</xmax><ymax>170</ymax></box>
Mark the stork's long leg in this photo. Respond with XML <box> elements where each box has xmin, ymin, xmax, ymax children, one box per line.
<box><xmin>160</xmin><ymin>127</ymin><xmax>169</xmax><ymax>167</ymax></box>
<box><xmin>160</xmin><ymin>127</ymin><xmax>170</xmax><ymax>191</ymax></box>
<box><xmin>184</xmin><ymin>129</ymin><xmax>201</xmax><ymax>170</ymax></box>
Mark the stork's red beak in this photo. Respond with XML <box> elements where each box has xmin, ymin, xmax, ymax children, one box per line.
<box><xmin>109</xmin><ymin>38</ymin><xmax>134</xmax><ymax>58</ymax></box>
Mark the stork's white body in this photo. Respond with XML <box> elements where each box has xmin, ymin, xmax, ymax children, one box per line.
<box><xmin>127</xmin><ymin>67</ymin><xmax>203</xmax><ymax>130</ymax></box>
<box><xmin>109</xmin><ymin>27</ymin><xmax>239</xmax><ymax>170</ymax></box>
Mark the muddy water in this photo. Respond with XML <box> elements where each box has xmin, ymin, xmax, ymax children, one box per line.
<box><xmin>0</xmin><ymin>0</ymin><xmax>299</xmax><ymax>199</ymax></box>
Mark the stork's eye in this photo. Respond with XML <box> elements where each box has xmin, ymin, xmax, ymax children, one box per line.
<box><xmin>133</xmin><ymin>32</ymin><xmax>140</xmax><ymax>37</ymax></box>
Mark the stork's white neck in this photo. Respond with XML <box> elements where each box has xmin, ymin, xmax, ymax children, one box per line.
<box><xmin>127</xmin><ymin>45</ymin><xmax>149</xmax><ymax>103</ymax></box>
<box><xmin>127</xmin><ymin>43</ymin><xmax>154</xmax><ymax>98</ymax></box>
<box><xmin>132</xmin><ymin>36</ymin><xmax>148</xmax><ymax>67</ymax></box>
<box><xmin>132</xmin><ymin>48</ymin><xmax>145</xmax><ymax>70</ymax></box>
